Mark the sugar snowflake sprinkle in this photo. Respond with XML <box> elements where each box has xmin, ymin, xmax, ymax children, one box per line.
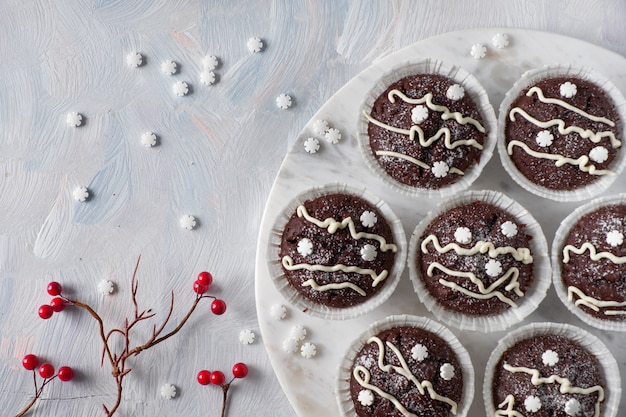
<box><xmin>282</xmin><ymin>338</ymin><xmax>299</xmax><ymax>354</ymax></box>
<box><xmin>160</xmin><ymin>383</ymin><xmax>177</xmax><ymax>399</ymax></box>
<box><xmin>324</xmin><ymin>128</ymin><xmax>341</xmax><ymax>144</ymax></box>
<box><xmin>276</xmin><ymin>94</ymin><xmax>292</xmax><ymax>109</ymax></box>
<box><xmin>66</xmin><ymin>112</ymin><xmax>83</xmax><ymax>127</ymax></box>
<box><xmin>485</xmin><ymin>259</ymin><xmax>503</xmax><ymax>277</ymax></box>
<box><xmin>524</xmin><ymin>395</ymin><xmax>542</xmax><ymax>413</ymax></box>
<box><xmin>446</xmin><ymin>84</ymin><xmax>465</xmax><ymax>101</ymax></box>
<box><xmin>542</xmin><ymin>349</ymin><xmax>559</xmax><ymax>366</ymax></box>
<box><xmin>239</xmin><ymin>329</ymin><xmax>255</xmax><ymax>345</ymax></box>
<box><xmin>179</xmin><ymin>215</ymin><xmax>196</xmax><ymax>230</ymax></box>
<box><xmin>161</xmin><ymin>60</ymin><xmax>178</xmax><ymax>75</ymax></box>
<box><xmin>589</xmin><ymin>146</ymin><xmax>609</xmax><ymax>163</ymax></box>
<box><xmin>97</xmin><ymin>279</ymin><xmax>115</xmax><ymax>295</ymax></box>
<box><xmin>358</xmin><ymin>389</ymin><xmax>375</xmax><ymax>406</ymax></box>
<box><xmin>536</xmin><ymin>130</ymin><xmax>554</xmax><ymax>147</ymax></box>
<box><xmin>470</xmin><ymin>43</ymin><xmax>487</xmax><ymax>59</ymax></box>
<box><xmin>247</xmin><ymin>37</ymin><xmax>264</xmax><ymax>53</ymax></box>
<box><xmin>560</xmin><ymin>82</ymin><xmax>577</xmax><ymax>98</ymax></box>
<box><xmin>360</xmin><ymin>244</ymin><xmax>377</xmax><ymax>262</ymax></box>
<box><xmin>411</xmin><ymin>343</ymin><xmax>428</xmax><ymax>361</ymax></box>
<box><xmin>492</xmin><ymin>33</ymin><xmax>510</xmax><ymax>49</ymax></box>
<box><xmin>297</xmin><ymin>238</ymin><xmax>314</xmax><ymax>257</ymax></box>
<box><xmin>439</xmin><ymin>363</ymin><xmax>455</xmax><ymax>380</ymax></box>
<box><xmin>290</xmin><ymin>324</ymin><xmax>307</xmax><ymax>341</ymax></box>
<box><xmin>565</xmin><ymin>398</ymin><xmax>581</xmax><ymax>416</ymax></box>
<box><xmin>300</xmin><ymin>342</ymin><xmax>317</xmax><ymax>358</ymax></box>
<box><xmin>73</xmin><ymin>186</ymin><xmax>90</xmax><ymax>202</ymax></box>
<box><xmin>200</xmin><ymin>71</ymin><xmax>216</xmax><ymax>86</ymax></box>
<box><xmin>500</xmin><ymin>221</ymin><xmax>518</xmax><ymax>237</ymax></box>
<box><xmin>126</xmin><ymin>52</ymin><xmax>143</xmax><ymax>68</ymax></box>
<box><xmin>141</xmin><ymin>131</ymin><xmax>157</xmax><ymax>147</ymax></box>
<box><xmin>270</xmin><ymin>304</ymin><xmax>287</xmax><ymax>320</ymax></box>
<box><xmin>360</xmin><ymin>211</ymin><xmax>377</xmax><ymax>228</ymax></box>
<box><xmin>606</xmin><ymin>230</ymin><xmax>624</xmax><ymax>247</ymax></box>
<box><xmin>411</xmin><ymin>105</ymin><xmax>429</xmax><ymax>124</ymax></box>
<box><xmin>202</xmin><ymin>55</ymin><xmax>219</xmax><ymax>70</ymax></box>
<box><xmin>454</xmin><ymin>227</ymin><xmax>472</xmax><ymax>244</ymax></box>
<box><xmin>312</xmin><ymin>119</ymin><xmax>329</xmax><ymax>135</ymax></box>
<box><xmin>173</xmin><ymin>81</ymin><xmax>189</xmax><ymax>96</ymax></box>
<box><xmin>303</xmin><ymin>137</ymin><xmax>320</xmax><ymax>154</ymax></box>
<box><xmin>431</xmin><ymin>161</ymin><xmax>450</xmax><ymax>178</ymax></box>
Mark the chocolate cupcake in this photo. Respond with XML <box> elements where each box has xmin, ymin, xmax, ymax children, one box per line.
<box><xmin>484</xmin><ymin>322</ymin><xmax>621</xmax><ymax>417</ymax></box>
<box><xmin>552</xmin><ymin>194</ymin><xmax>626</xmax><ymax>331</ymax></box>
<box><xmin>337</xmin><ymin>315</ymin><xmax>474</xmax><ymax>417</ymax></box>
<box><xmin>357</xmin><ymin>59</ymin><xmax>497</xmax><ymax>198</ymax></box>
<box><xmin>409</xmin><ymin>190</ymin><xmax>550</xmax><ymax>332</ymax></box>
<box><xmin>498</xmin><ymin>65</ymin><xmax>626</xmax><ymax>201</ymax></box>
<box><xmin>269</xmin><ymin>184</ymin><xmax>406</xmax><ymax>320</ymax></box>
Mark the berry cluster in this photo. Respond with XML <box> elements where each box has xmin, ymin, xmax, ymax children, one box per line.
<box><xmin>197</xmin><ymin>362</ymin><xmax>248</xmax><ymax>417</ymax></box>
<box><xmin>38</xmin><ymin>281</ymin><xmax>68</xmax><ymax>319</ymax></box>
<box><xmin>192</xmin><ymin>271</ymin><xmax>227</xmax><ymax>315</ymax></box>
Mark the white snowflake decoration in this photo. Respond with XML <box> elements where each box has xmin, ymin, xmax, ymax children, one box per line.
<box><xmin>179</xmin><ymin>214</ymin><xmax>196</xmax><ymax>230</ymax></box>
<box><xmin>357</xmin><ymin>389</ymin><xmax>375</xmax><ymax>406</ymax></box>
<box><xmin>66</xmin><ymin>112</ymin><xmax>83</xmax><ymax>127</ymax></box>
<box><xmin>470</xmin><ymin>43</ymin><xmax>487</xmax><ymax>59</ymax></box>
<box><xmin>173</xmin><ymin>81</ymin><xmax>189</xmax><ymax>96</ymax></box>
<box><xmin>202</xmin><ymin>55</ymin><xmax>219</xmax><ymax>70</ymax></box>
<box><xmin>565</xmin><ymin>398</ymin><xmax>581</xmax><ymax>416</ymax></box>
<box><xmin>589</xmin><ymin>146</ymin><xmax>609</xmax><ymax>163</ymax></box>
<box><xmin>492</xmin><ymin>33</ymin><xmax>510</xmax><ymax>49</ymax></box>
<box><xmin>536</xmin><ymin>130</ymin><xmax>554</xmax><ymax>147</ymax></box>
<box><xmin>200</xmin><ymin>70</ymin><xmax>216</xmax><ymax>86</ymax></box>
<box><xmin>303</xmin><ymin>137</ymin><xmax>320</xmax><ymax>154</ymax></box>
<box><xmin>560</xmin><ymin>82</ymin><xmax>577</xmax><ymax>98</ymax></box>
<box><xmin>97</xmin><ymin>279</ymin><xmax>115</xmax><ymax>295</ymax></box>
<box><xmin>485</xmin><ymin>259</ymin><xmax>503</xmax><ymax>277</ymax></box>
<box><xmin>126</xmin><ymin>52</ymin><xmax>143</xmax><ymax>68</ymax></box>
<box><xmin>270</xmin><ymin>304</ymin><xmax>287</xmax><ymax>320</ymax></box>
<box><xmin>324</xmin><ymin>128</ymin><xmax>342</xmax><ymax>144</ymax></box>
<box><xmin>500</xmin><ymin>221</ymin><xmax>518</xmax><ymax>237</ymax></box>
<box><xmin>411</xmin><ymin>105</ymin><xmax>429</xmax><ymax>124</ymax></box>
<box><xmin>606</xmin><ymin>230</ymin><xmax>624</xmax><ymax>247</ymax></box>
<box><xmin>276</xmin><ymin>94</ymin><xmax>292</xmax><ymax>109</ymax></box>
<box><xmin>290</xmin><ymin>324</ymin><xmax>307</xmax><ymax>341</ymax></box>
<box><xmin>454</xmin><ymin>227</ymin><xmax>472</xmax><ymax>244</ymax></box>
<box><xmin>411</xmin><ymin>343</ymin><xmax>428</xmax><ymax>361</ymax></box>
<box><xmin>439</xmin><ymin>363</ymin><xmax>455</xmax><ymax>380</ymax></box>
<box><xmin>360</xmin><ymin>211</ymin><xmax>378</xmax><ymax>228</ymax></box>
<box><xmin>141</xmin><ymin>131</ymin><xmax>157</xmax><ymax>147</ymax></box>
<box><xmin>160</xmin><ymin>383</ymin><xmax>177</xmax><ymax>399</ymax></box>
<box><xmin>360</xmin><ymin>244</ymin><xmax>377</xmax><ymax>261</ymax></box>
<box><xmin>431</xmin><ymin>161</ymin><xmax>450</xmax><ymax>178</ymax></box>
<box><xmin>300</xmin><ymin>342</ymin><xmax>317</xmax><ymax>358</ymax></box>
<box><xmin>297</xmin><ymin>238</ymin><xmax>314</xmax><ymax>257</ymax></box>
<box><xmin>446</xmin><ymin>84</ymin><xmax>465</xmax><ymax>101</ymax></box>
<box><xmin>239</xmin><ymin>329</ymin><xmax>255</xmax><ymax>345</ymax></box>
<box><xmin>282</xmin><ymin>338</ymin><xmax>299</xmax><ymax>353</ymax></box>
<box><xmin>161</xmin><ymin>60</ymin><xmax>178</xmax><ymax>75</ymax></box>
<box><xmin>542</xmin><ymin>349</ymin><xmax>559</xmax><ymax>366</ymax></box>
<box><xmin>73</xmin><ymin>186</ymin><xmax>90</xmax><ymax>202</ymax></box>
<box><xmin>247</xmin><ymin>37</ymin><xmax>264</xmax><ymax>53</ymax></box>
<box><xmin>312</xmin><ymin>119</ymin><xmax>329</xmax><ymax>135</ymax></box>
<box><xmin>524</xmin><ymin>395</ymin><xmax>542</xmax><ymax>413</ymax></box>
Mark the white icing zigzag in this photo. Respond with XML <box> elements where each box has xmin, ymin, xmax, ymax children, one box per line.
<box><xmin>353</xmin><ymin>336</ymin><xmax>458</xmax><ymax>416</ymax></box>
<box><xmin>375</xmin><ymin>150</ymin><xmax>465</xmax><ymax>175</ymax></box>
<box><xmin>567</xmin><ymin>286</ymin><xmax>626</xmax><ymax>316</ymax></box>
<box><xmin>495</xmin><ymin>395</ymin><xmax>525</xmax><ymax>417</ymax></box>
<box><xmin>421</xmin><ymin>235</ymin><xmax>533</xmax><ymax>264</ymax></box>
<box><xmin>563</xmin><ymin>241</ymin><xmax>626</xmax><ymax>263</ymax></box>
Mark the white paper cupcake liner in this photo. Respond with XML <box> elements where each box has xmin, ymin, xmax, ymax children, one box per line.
<box><xmin>552</xmin><ymin>193</ymin><xmax>626</xmax><ymax>332</ymax></box>
<box><xmin>408</xmin><ymin>189</ymin><xmax>551</xmax><ymax>332</ymax></box>
<box><xmin>497</xmin><ymin>64</ymin><xmax>626</xmax><ymax>202</ymax></box>
<box><xmin>336</xmin><ymin>314</ymin><xmax>475</xmax><ymax>417</ymax></box>
<box><xmin>483</xmin><ymin>322</ymin><xmax>621</xmax><ymax>417</ymax></box>
<box><xmin>356</xmin><ymin>58</ymin><xmax>498</xmax><ymax>199</ymax></box>
<box><xmin>267</xmin><ymin>183</ymin><xmax>407</xmax><ymax>320</ymax></box>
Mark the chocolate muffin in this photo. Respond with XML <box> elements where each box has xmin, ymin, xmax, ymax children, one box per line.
<box><xmin>491</xmin><ymin>334</ymin><xmax>605</xmax><ymax>417</ymax></box>
<box><xmin>417</xmin><ymin>200</ymin><xmax>535</xmax><ymax>316</ymax></box>
<box><xmin>364</xmin><ymin>72</ymin><xmax>488</xmax><ymax>189</ymax></box>
<box><xmin>504</xmin><ymin>75</ymin><xmax>622</xmax><ymax>191</ymax></box>
<box><xmin>349</xmin><ymin>325</ymin><xmax>465</xmax><ymax>417</ymax></box>
<box><xmin>560</xmin><ymin>203</ymin><xmax>626</xmax><ymax>322</ymax></box>
<box><xmin>279</xmin><ymin>193</ymin><xmax>398</xmax><ymax>309</ymax></box>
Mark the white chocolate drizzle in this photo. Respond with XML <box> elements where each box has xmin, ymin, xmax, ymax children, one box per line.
<box><xmin>421</xmin><ymin>235</ymin><xmax>533</xmax><ymax>264</ymax></box>
<box><xmin>496</xmin><ymin>395</ymin><xmax>525</xmax><ymax>417</ymax></box>
<box><xmin>567</xmin><ymin>286</ymin><xmax>626</xmax><ymax>316</ymax></box>
<box><xmin>507</xmin><ymin>140</ymin><xmax>615</xmax><ymax>176</ymax></box>
<box><xmin>502</xmin><ymin>363</ymin><xmax>604</xmax><ymax>417</ymax></box>
<box><xmin>563</xmin><ymin>242</ymin><xmax>626</xmax><ymax>263</ymax></box>
<box><xmin>353</xmin><ymin>336</ymin><xmax>458</xmax><ymax>416</ymax></box>
<box><xmin>375</xmin><ymin>150</ymin><xmax>465</xmax><ymax>175</ymax></box>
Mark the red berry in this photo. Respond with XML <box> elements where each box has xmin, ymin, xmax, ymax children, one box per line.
<box><xmin>57</xmin><ymin>366</ymin><xmax>74</xmax><ymax>382</ymax></box>
<box><xmin>22</xmin><ymin>354</ymin><xmax>39</xmax><ymax>371</ymax></box>
<box><xmin>193</xmin><ymin>280</ymin><xmax>209</xmax><ymax>295</ymax></box>
<box><xmin>47</xmin><ymin>281</ymin><xmax>62</xmax><ymax>296</ymax></box>
<box><xmin>211</xmin><ymin>299</ymin><xmax>226</xmax><ymax>315</ymax></box>
<box><xmin>50</xmin><ymin>297</ymin><xmax>66</xmax><ymax>312</ymax></box>
<box><xmin>210</xmin><ymin>370</ymin><xmax>225</xmax><ymax>385</ymax></box>
<box><xmin>39</xmin><ymin>363</ymin><xmax>55</xmax><ymax>379</ymax></box>
<box><xmin>197</xmin><ymin>370</ymin><xmax>212</xmax><ymax>385</ymax></box>
<box><xmin>232</xmin><ymin>362</ymin><xmax>248</xmax><ymax>378</ymax></box>
<box><xmin>197</xmin><ymin>271</ymin><xmax>213</xmax><ymax>287</ymax></box>
<box><xmin>38</xmin><ymin>304</ymin><xmax>53</xmax><ymax>319</ymax></box>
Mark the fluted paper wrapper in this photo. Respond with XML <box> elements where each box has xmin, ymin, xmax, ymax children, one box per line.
<box><xmin>483</xmin><ymin>322</ymin><xmax>621</xmax><ymax>417</ymax></box>
<box><xmin>408</xmin><ymin>189</ymin><xmax>551</xmax><ymax>332</ymax></box>
<box><xmin>357</xmin><ymin>57</ymin><xmax>497</xmax><ymax>199</ymax></box>
<box><xmin>336</xmin><ymin>314</ymin><xmax>474</xmax><ymax>417</ymax></box>
<box><xmin>267</xmin><ymin>183</ymin><xmax>407</xmax><ymax>320</ymax></box>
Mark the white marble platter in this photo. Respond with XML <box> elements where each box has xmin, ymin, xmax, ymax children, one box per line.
<box><xmin>255</xmin><ymin>28</ymin><xmax>626</xmax><ymax>417</ymax></box>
